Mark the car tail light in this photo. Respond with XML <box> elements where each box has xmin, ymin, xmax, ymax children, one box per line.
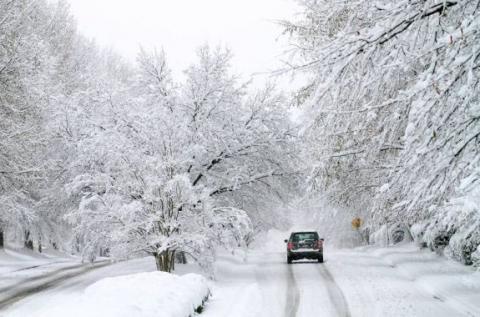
<box><xmin>315</xmin><ymin>240</ymin><xmax>323</xmax><ymax>249</ymax></box>
<box><xmin>287</xmin><ymin>242</ymin><xmax>294</xmax><ymax>250</ymax></box>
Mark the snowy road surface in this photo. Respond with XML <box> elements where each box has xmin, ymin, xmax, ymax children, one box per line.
<box><xmin>2</xmin><ymin>244</ymin><xmax>480</xmax><ymax>316</ymax></box>
<box><xmin>203</xmin><ymin>246</ymin><xmax>480</xmax><ymax>317</ymax></box>
<box><xmin>202</xmin><ymin>251</ymin><xmax>351</xmax><ymax>317</ymax></box>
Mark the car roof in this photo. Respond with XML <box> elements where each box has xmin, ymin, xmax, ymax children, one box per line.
<box><xmin>291</xmin><ymin>231</ymin><xmax>318</xmax><ymax>234</ymax></box>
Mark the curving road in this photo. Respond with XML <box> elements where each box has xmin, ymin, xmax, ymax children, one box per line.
<box><xmin>0</xmin><ymin>261</ymin><xmax>111</xmax><ymax>310</ymax></box>
<box><xmin>0</xmin><ymin>257</ymin><xmax>157</xmax><ymax>317</ymax></box>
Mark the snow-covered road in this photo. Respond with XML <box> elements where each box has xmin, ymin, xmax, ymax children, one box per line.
<box><xmin>288</xmin><ymin>258</ymin><xmax>350</xmax><ymax>316</ymax></box>
<box><xmin>1</xmin><ymin>243</ymin><xmax>480</xmax><ymax>317</ymax></box>
<box><xmin>0</xmin><ymin>260</ymin><xmax>110</xmax><ymax>309</ymax></box>
<box><xmin>203</xmin><ymin>245</ymin><xmax>480</xmax><ymax>317</ymax></box>
<box><xmin>202</xmin><ymin>250</ymin><xmax>351</xmax><ymax>317</ymax></box>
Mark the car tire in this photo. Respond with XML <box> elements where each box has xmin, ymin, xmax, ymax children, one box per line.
<box><xmin>318</xmin><ymin>255</ymin><xmax>324</xmax><ymax>263</ymax></box>
<box><xmin>287</xmin><ymin>256</ymin><xmax>292</xmax><ymax>264</ymax></box>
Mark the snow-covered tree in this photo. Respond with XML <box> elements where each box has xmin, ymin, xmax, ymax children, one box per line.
<box><xmin>65</xmin><ymin>45</ymin><xmax>298</xmax><ymax>272</ymax></box>
<box><xmin>285</xmin><ymin>0</ymin><xmax>480</xmax><ymax>264</ymax></box>
<box><xmin>0</xmin><ymin>0</ymin><xmax>75</xmax><ymax>249</ymax></box>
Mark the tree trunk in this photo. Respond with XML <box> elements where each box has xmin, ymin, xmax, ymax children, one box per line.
<box><xmin>74</xmin><ymin>237</ymin><xmax>81</xmax><ymax>253</ymax></box>
<box><xmin>170</xmin><ymin>250</ymin><xmax>176</xmax><ymax>271</ymax></box>
<box><xmin>175</xmin><ymin>251</ymin><xmax>187</xmax><ymax>264</ymax></box>
<box><xmin>38</xmin><ymin>237</ymin><xmax>42</xmax><ymax>253</ymax></box>
<box><xmin>24</xmin><ymin>231</ymin><xmax>33</xmax><ymax>250</ymax></box>
<box><xmin>154</xmin><ymin>250</ymin><xmax>176</xmax><ymax>272</ymax></box>
<box><xmin>99</xmin><ymin>247</ymin><xmax>109</xmax><ymax>257</ymax></box>
<box><xmin>0</xmin><ymin>228</ymin><xmax>4</xmax><ymax>249</ymax></box>
<box><xmin>364</xmin><ymin>227</ymin><xmax>370</xmax><ymax>245</ymax></box>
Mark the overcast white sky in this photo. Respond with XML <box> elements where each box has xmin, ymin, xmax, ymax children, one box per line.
<box><xmin>67</xmin><ymin>0</ymin><xmax>300</xmax><ymax>85</ymax></box>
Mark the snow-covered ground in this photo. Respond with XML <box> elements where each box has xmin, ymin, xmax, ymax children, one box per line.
<box><xmin>2</xmin><ymin>232</ymin><xmax>480</xmax><ymax>317</ymax></box>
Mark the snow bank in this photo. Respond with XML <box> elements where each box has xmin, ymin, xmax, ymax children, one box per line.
<box><xmin>327</xmin><ymin>244</ymin><xmax>480</xmax><ymax>316</ymax></box>
<box><xmin>40</xmin><ymin>272</ymin><xmax>210</xmax><ymax>317</ymax></box>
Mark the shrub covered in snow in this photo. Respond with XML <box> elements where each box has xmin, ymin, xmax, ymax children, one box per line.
<box><xmin>373</xmin><ymin>167</ymin><xmax>480</xmax><ymax>266</ymax></box>
<box><xmin>425</xmin><ymin>169</ymin><xmax>480</xmax><ymax>265</ymax></box>
<box><xmin>40</xmin><ymin>272</ymin><xmax>210</xmax><ymax>317</ymax></box>
<box><xmin>472</xmin><ymin>247</ymin><xmax>480</xmax><ymax>268</ymax></box>
<box><xmin>370</xmin><ymin>223</ymin><xmax>413</xmax><ymax>247</ymax></box>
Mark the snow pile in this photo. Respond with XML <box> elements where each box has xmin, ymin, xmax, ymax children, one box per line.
<box><xmin>39</xmin><ymin>272</ymin><xmax>210</xmax><ymax>317</ymax></box>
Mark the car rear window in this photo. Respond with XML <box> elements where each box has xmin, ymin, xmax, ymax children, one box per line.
<box><xmin>291</xmin><ymin>232</ymin><xmax>318</xmax><ymax>241</ymax></box>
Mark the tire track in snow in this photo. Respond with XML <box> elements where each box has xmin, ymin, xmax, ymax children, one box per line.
<box><xmin>0</xmin><ymin>262</ymin><xmax>87</xmax><ymax>293</ymax></box>
<box><xmin>5</xmin><ymin>260</ymin><xmax>71</xmax><ymax>274</ymax></box>
<box><xmin>0</xmin><ymin>261</ymin><xmax>110</xmax><ymax>310</ymax></box>
<box><xmin>317</xmin><ymin>264</ymin><xmax>351</xmax><ymax>317</ymax></box>
<box><xmin>285</xmin><ymin>265</ymin><xmax>300</xmax><ymax>317</ymax></box>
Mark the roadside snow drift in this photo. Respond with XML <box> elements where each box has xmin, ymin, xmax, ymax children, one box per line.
<box><xmin>38</xmin><ymin>272</ymin><xmax>210</xmax><ymax>317</ymax></box>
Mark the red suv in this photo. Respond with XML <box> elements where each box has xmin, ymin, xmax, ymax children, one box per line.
<box><xmin>285</xmin><ymin>231</ymin><xmax>324</xmax><ymax>264</ymax></box>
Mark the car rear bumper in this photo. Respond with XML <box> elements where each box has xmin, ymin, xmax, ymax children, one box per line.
<box><xmin>288</xmin><ymin>250</ymin><xmax>323</xmax><ymax>260</ymax></box>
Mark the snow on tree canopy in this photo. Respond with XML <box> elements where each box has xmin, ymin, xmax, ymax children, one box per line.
<box><xmin>283</xmin><ymin>0</ymin><xmax>480</xmax><ymax>264</ymax></box>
